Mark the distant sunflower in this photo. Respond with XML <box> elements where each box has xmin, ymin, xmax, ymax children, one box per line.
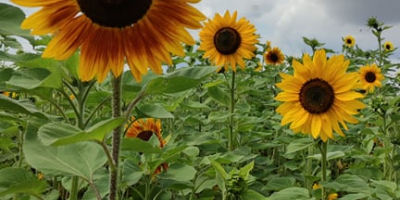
<box><xmin>359</xmin><ymin>64</ymin><xmax>384</xmax><ymax>93</ymax></box>
<box><xmin>383</xmin><ymin>41</ymin><xmax>394</xmax><ymax>51</ymax></box>
<box><xmin>199</xmin><ymin>10</ymin><xmax>258</xmax><ymax>71</ymax></box>
<box><xmin>264</xmin><ymin>47</ymin><xmax>285</xmax><ymax>65</ymax></box>
<box><xmin>275</xmin><ymin>49</ymin><xmax>365</xmax><ymax>142</ymax></box>
<box><xmin>343</xmin><ymin>35</ymin><xmax>355</xmax><ymax>48</ymax></box>
<box><xmin>125</xmin><ymin>117</ymin><xmax>168</xmax><ymax>177</ymax></box>
<box><xmin>12</xmin><ymin>0</ymin><xmax>206</xmax><ymax>82</ymax></box>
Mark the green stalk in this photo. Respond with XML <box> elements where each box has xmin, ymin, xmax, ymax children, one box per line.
<box><xmin>109</xmin><ymin>75</ymin><xmax>122</xmax><ymax>200</ymax></box>
<box><xmin>319</xmin><ymin>141</ymin><xmax>328</xmax><ymax>200</ymax></box>
<box><xmin>305</xmin><ymin>137</ymin><xmax>314</xmax><ymax>191</ymax></box>
<box><xmin>228</xmin><ymin>72</ymin><xmax>236</xmax><ymax>151</ymax></box>
<box><xmin>70</xmin><ymin>176</ymin><xmax>79</xmax><ymax>200</ymax></box>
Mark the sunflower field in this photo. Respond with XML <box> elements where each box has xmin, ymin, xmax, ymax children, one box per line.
<box><xmin>0</xmin><ymin>1</ymin><xmax>400</xmax><ymax>200</ymax></box>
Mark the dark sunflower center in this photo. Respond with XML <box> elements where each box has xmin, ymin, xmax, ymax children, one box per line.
<box><xmin>365</xmin><ymin>72</ymin><xmax>376</xmax><ymax>83</ymax></box>
<box><xmin>346</xmin><ymin>39</ymin><xmax>352</xmax><ymax>44</ymax></box>
<box><xmin>299</xmin><ymin>78</ymin><xmax>335</xmax><ymax>114</ymax></box>
<box><xmin>77</xmin><ymin>0</ymin><xmax>152</xmax><ymax>28</ymax></box>
<box><xmin>269</xmin><ymin>53</ymin><xmax>279</xmax><ymax>63</ymax></box>
<box><xmin>386</xmin><ymin>44</ymin><xmax>391</xmax><ymax>50</ymax></box>
<box><xmin>137</xmin><ymin>130</ymin><xmax>153</xmax><ymax>141</ymax></box>
<box><xmin>213</xmin><ymin>27</ymin><xmax>241</xmax><ymax>55</ymax></box>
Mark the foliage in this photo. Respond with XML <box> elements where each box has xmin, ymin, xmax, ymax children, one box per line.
<box><xmin>0</xmin><ymin>3</ymin><xmax>399</xmax><ymax>200</ymax></box>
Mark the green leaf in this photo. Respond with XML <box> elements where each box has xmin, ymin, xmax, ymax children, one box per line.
<box><xmin>338</xmin><ymin>193</ymin><xmax>369</xmax><ymax>200</ymax></box>
<box><xmin>322</xmin><ymin>174</ymin><xmax>370</xmax><ymax>194</ymax></box>
<box><xmin>7</xmin><ymin>66</ymin><xmax>62</xmax><ymax>90</ymax></box>
<box><xmin>308</xmin><ymin>151</ymin><xmax>345</xmax><ymax>161</ymax></box>
<box><xmin>122</xmin><ymin>159</ymin><xmax>144</xmax><ymax>185</ymax></box>
<box><xmin>121</xmin><ymin>138</ymin><xmax>162</xmax><ymax>154</ymax></box>
<box><xmin>0</xmin><ymin>95</ymin><xmax>48</xmax><ymax>119</ymax></box>
<box><xmin>143</xmin><ymin>66</ymin><xmax>216</xmax><ymax>95</ymax></box>
<box><xmin>0</xmin><ymin>51</ymin><xmax>40</xmax><ymax>62</ymax></box>
<box><xmin>0</xmin><ymin>167</ymin><xmax>47</xmax><ymax>197</ymax></box>
<box><xmin>269</xmin><ymin>187</ymin><xmax>312</xmax><ymax>200</ymax></box>
<box><xmin>238</xmin><ymin>161</ymin><xmax>254</xmax><ymax>180</ymax></box>
<box><xmin>285</xmin><ymin>138</ymin><xmax>315</xmax><ymax>155</ymax></box>
<box><xmin>207</xmin><ymin>85</ymin><xmax>231</xmax><ymax>106</ymax></box>
<box><xmin>0</xmin><ymin>3</ymin><xmax>33</xmax><ymax>40</ymax></box>
<box><xmin>23</xmin><ymin>123</ymin><xmax>107</xmax><ymax>179</ymax></box>
<box><xmin>240</xmin><ymin>189</ymin><xmax>267</xmax><ymax>200</ymax></box>
<box><xmin>263</xmin><ymin>177</ymin><xmax>296</xmax><ymax>191</ymax></box>
<box><xmin>158</xmin><ymin>163</ymin><xmax>197</xmax><ymax>182</ymax></box>
<box><xmin>135</xmin><ymin>104</ymin><xmax>174</xmax><ymax>119</ymax></box>
<box><xmin>211</xmin><ymin>160</ymin><xmax>228</xmax><ymax>180</ymax></box>
<box><xmin>38</xmin><ymin>118</ymin><xmax>125</xmax><ymax>146</ymax></box>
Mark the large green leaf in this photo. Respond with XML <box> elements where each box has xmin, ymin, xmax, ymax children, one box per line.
<box><xmin>23</xmin><ymin>123</ymin><xmax>107</xmax><ymax>180</ymax></box>
<box><xmin>0</xmin><ymin>95</ymin><xmax>48</xmax><ymax>119</ymax></box>
<box><xmin>142</xmin><ymin>66</ymin><xmax>216</xmax><ymax>95</ymax></box>
<box><xmin>0</xmin><ymin>3</ymin><xmax>33</xmax><ymax>40</ymax></box>
<box><xmin>240</xmin><ymin>189</ymin><xmax>267</xmax><ymax>200</ymax></box>
<box><xmin>7</xmin><ymin>66</ymin><xmax>62</xmax><ymax>90</ymax></box>
<box><xmin>158</xmin><ymin>163</ymin><xmax>197</xmax><ymax>182</ymax></box>
<box><xmin>121</xmin><ymin>137</ymin><xmax>162</xmax><ymax>154</ymax></box>
<box><xmin>263</xmin><ymin>177</ymin><xmax>296</xmax><ymax>191</ymax></box>
<box><xmin>285</xmin><ymin>138</ymin><xmax>315</xmax><ymax>155</ymax></box>
<box><xmin>269</xmin><ymin>187</ymin><xmax>312</xmax><ymax>200</ymax></box>
<box><xmin>0</xmin><ymin>51</ymin><xmax>40</xmax><ymax>62</ymax></box>
<box><xmin>135</xmin><ymin>104</ymin><xmax>174</xmax><ymax>119</ymax></box>
<box><xmin>0</xmin><ymin>167</ymin><xmax>47</xmax><ymax>197</ymax></box>
<box><xmin>38</xmin><ymin>118</ymin><xmax>125</xmax><ymax>146</ymax></box>
<box><xmin>207</xmin><ymin>85</ymin><xmax>231</xmax><ymax>106</ymax></box>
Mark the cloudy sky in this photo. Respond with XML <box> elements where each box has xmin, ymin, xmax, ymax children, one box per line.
<box><xmin>3</xmin><ymin>0</ymin><xmax>400</xmax><ymax>59</ymax></box>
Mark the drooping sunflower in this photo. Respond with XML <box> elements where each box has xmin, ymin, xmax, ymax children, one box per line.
<box><xmin>275</xmin><ymin>49</ymin><xmax>365</xmax><ymax>142</ymax></box>
<box><xmin>343</xmin><ymin>35</ymin><xmax>355</xmax><ymax>48</ymax></box>
<box><xmin>125</xmin><ymin>117</ymin><xmax>168</xmax><ymax>177</ymax></box>
<box><xmin>199</xmin><ymin>10</ymin><xmax>258</xmax><ymax>71</ymax></box>
<box><xmin>383</xmin><ymin>41</ymin><xmax>394</xmax><ymax>51</ymax></box>
<box><xmin>358</xmin><ymin>64</ymin><xmax>384</xmax><ymax>93</ymax></box>
<box><xmin>264</xmin><ymin>47</ymin><xmax>285</xmax><ymax>65</ymax></box>
<box><xmin>12</xmin><ymin>0</ymin><xmax>206</xmax><ymax>82</ymax></box>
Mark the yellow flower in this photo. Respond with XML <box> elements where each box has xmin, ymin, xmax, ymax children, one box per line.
<box><xmin>12</xmin><ymin>0</ymin><xmax>206</xmax><ymax>82</ymax></box>
<box><xmin>343</xmin><ymin>35</ymin><xmax>355</xmax><ymax>48</ymax></box>
<box><xmin>358</xmin><ymin>64</ymin><xmax>384</xmax><ymax>93</ymax></box>
<box><xmin>328</xmin><ymin>193</ymin><xmax>338</xmax><ymax>200</ymax></box>
<box><xmin>312</xmin><ymin>183</ymin><xmax>321</xmax><ymax>189</ymax></box>
<box><xmin>275</xmin><ymin>49</ymin><xmax>365</xmax><ymax>142</ymax></box>
<box><xmin>254</xmin><ymin>62</ymin><xmax>263</xmax><ymax>72</ymax></box>
<box><xmin>266</xmin><ymin>40</ymin><xmax>272</xmax><ymax>50</ymax></box>
<box><xmin>69</xmin><ymin>94</ymin><xmax>75</xmax><ymax>100</ymax></box>
<box><xmin>383</xmin><ymin>41</ymin><xmax>394</xmax><ymax>51</ymax></box>
<box><xmin>1</xmin><ymin>92</ymin><xmax>10</xmax><ymax>97</ymax></box>
<box><xmin>125</xmin><ymin>117</ymin><xmax>168</xmax><ymax>178</ymax></box>
<box><xmin>199</xmin><ymin>10</ymin><xmax>258</xmax><ymax>72</ymax></box>
<box><xmin>264</xmin><ymin>47</ymin><xmax>285</xmax><ymax>65</ymax></box>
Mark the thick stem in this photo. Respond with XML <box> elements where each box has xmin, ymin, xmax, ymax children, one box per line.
<box><xmin>305</xmin><ymin>136</ymin><xmax>314</xmax><ymax>191</ymax></box>
<box><xmin>228</xmin><ymin>72</ymin><xmax>236</xmax><ymax>150</ymax></box>
<box><xmin>70</xmin><ymin>176</ymin><xmax>79</xmax><ymax>200</ymax></box>
<box><xmin>110</xmin><ymin>76</ymin><xmax>122</xmax><ymax>200</ymax></box>
<box><xmin>319</xmin><ymin>141</ymin><xmax>328</xmax><ymax>200</ymax></box>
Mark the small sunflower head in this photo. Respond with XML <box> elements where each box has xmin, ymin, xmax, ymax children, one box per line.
<box><xmin>367</xmin><ymin>17</ymin><xmax>381</xmax><ymax>30</ymax></box>
<box><xmin>199</xmin><ymin>10</ymin><xmax>258</xmax><ymax>71</ymax></box>
<box><xmin>358</xmin><ymin>64</ymin><xmax>384</xmax><ymax>93</ymax></box>
<box><xmin>264</xmin><ymin>47</ymin><xmax>285</xmax><ymax>65</ymax></box>
<box><xmin>125</xmin><ymin>117</ymin><xmax>165</xmax><ymax>147</ymax></box>
<box><xmin>383</xmin><ymin>41</ymin><xmax>394</xmax><ymax>51</ymax></box>
<box><xmin>343</xmin><ymin>35</ymin><xmax>355</xmax><ymax>48</ymax></box>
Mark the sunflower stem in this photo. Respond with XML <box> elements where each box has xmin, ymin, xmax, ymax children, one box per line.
<box><xmin>228</xmin><ymin>71</ymin><xmax>236</xmax><ymax>151</ymax></box>
<box><xmin>319</xmin><ymin>141</ymin><xmax>328</xmax><ymax>200</ymax></box>
<box><xmin>70</xmin><ymin>176</ymin><xmax>79</xmax><ymax>200</ymax></box>
<box><xmin>110</xmin><ymin>75</ymin><xmax>122</xmax><ymax>200</ymax></box>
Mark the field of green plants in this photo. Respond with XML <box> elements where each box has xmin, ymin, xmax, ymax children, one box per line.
<box><xmin>0</xmin><ymin>2</ymin><xmax>399</xmax><ymax>200</ymax></box>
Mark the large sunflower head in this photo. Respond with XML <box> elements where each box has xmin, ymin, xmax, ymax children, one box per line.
<box><xmin>383</xmin><ymin>41</ymin><xmax>394</xmax><ymax>51</ymax></box>
<box><xmin>198</xmin><ymin>10</ymin><xmax>258</xmax><ymax>72</ymax></box>
<box><xmin>12</xmin><ymin>0</ymin><xmax>206</xmax><ymax>82</ymax></box>
<box><xmin>264</xmin><ymin>47</ymin><xmax>285</xmax><ymax>65</ymax></box>
<box><xmin>343</xmin><ymin>35</ymin><xmax>355</xmax><ymax>48</ymax></box>
<box><xmin>275</xmin><ymin>49</ymin><xmax>365</xmax><ymax>142</ymax></box>
<box><xmin>358</xmin><ymin>64</ymin><xmax>384</xmax><ymax>93</ymax></box>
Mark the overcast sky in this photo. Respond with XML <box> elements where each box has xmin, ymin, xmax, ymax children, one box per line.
<box><xmin>3</xmin><ymin>0</ymin><xmax>400</xmax><ymax>59</ymax></box>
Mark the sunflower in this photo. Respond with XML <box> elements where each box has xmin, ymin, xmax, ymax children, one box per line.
<box><xmin>358</xmin><ymin>64</ymin><xmax>384</xmax><ymax>93</ymax></box>
<box><xmin>199</xmin><ymin>10</ymin><xmax>258</xmax><ymax>71</ymax></box>
<box><xmin>343</xmin><ymin>35</ymin><xmax>355</xmax><ymax>48</ymax></box>
<box><xmin>12</xmin><ymin>0</ymin><xmax>206</xmax><ymax>82</ymax></box>
<box><xmin>125</xmin><ymin>117</ymin><xmax>168</xmax><ymax>177</ymax></box>
<box><xmin>383</xmin><ymin>41</ymin><xmax>394</xmax><ymax>51</ymax></box>
<box><xmin>264</xmin><ymin>47</ymin><xmax>285</xmax><ymax>65</ymax></box>
<box><xmin>275</xmin><ymin>49</ymin><xmax>365</xmax><ymax>142</ymax></box>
